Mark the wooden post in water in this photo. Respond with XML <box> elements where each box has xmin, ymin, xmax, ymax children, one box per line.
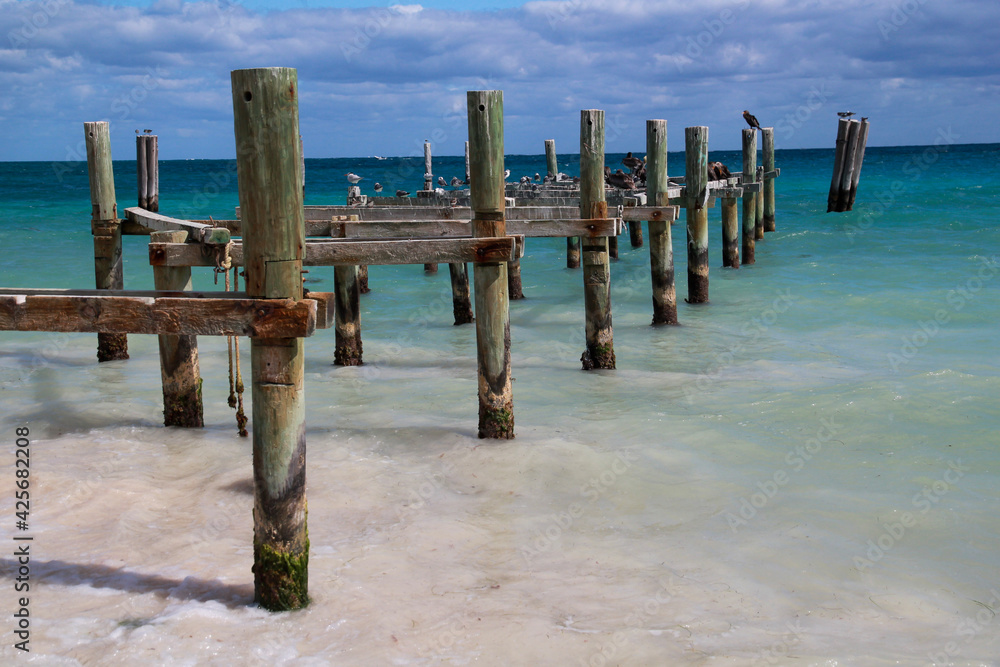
<box><xmin>85</xmin><ymin>121</ymin><xmax>128</xmax><ymax>362</ymax></box>
<box><xmin>545</xmin><ymin>139</ymin><xmax>558</xmax><ymax>177</ymax></box>
<box><xmin>827</xmin><ymin>118</ymin><xmax>850</xmax><ymax>212</ymax></box>
<box><xmin>151</xmin><ymin>230</ymin><xmax>204</xmax><ymax>426</ymax></box>
<box><xmin>741</xmin><ymin>129</ymin><xmax>757</xmax><ymax>265</ymax></box>
<box><xmin>580</xmin><ymin>109</ymin><xmax>615</xmax><ymax>369</ymax></box>
<box><xmin>449</xmin><ymin>262</ymin><xmax>475</xmax><ymax>324</ymax></box>
<box><xmin>299</xmin><ymin>135</ymin><xmax>305</xmax><ymax>196</ymax></box>
<box><xmin>334</xmin><ymin>264</ymin><xmax>362</xmax><ymax>365</ymax></box>
<box><xmin>467</xmin><ymin>90</ymin><xmax>513</xmax><ymax>439</ymax></box>
<box><xmin>647</xmin><ymin>119</ymin><xmax>677</xmax><ymax>325</ymax></box>
<box><xmin>755</xmin><ymin>167</ymin><xmax>764</xmax><ymax>240</ymax></box>
<box><xmin>231</xmin><ymin>67</ymin><xmax>309</xmax><ymax>611</ymax></box>
<box><xmin>137</xmin><ymin>134</ymin><xmax>148</xmax><ymax>209</ymax></box>
<box><xmin>762</xmin><ymin>128</ymin><xmax>775</xmax><ymax>232</ymax></box>
<box><xmin>547</xmin><ymin>138</ymin><xmax>580</xmax><ymax>269</ymax></box>
<box><xmin>423</xmin><ymin>140</ymin><xmax>438</xmax><ymax>273</ymax></box>
<box><xmin>847</xmin><ymin>118</ymin><xmax>870</xmax><ymax>211</ymax></box>
<box><xmin>358</xmin><ymin>264</ymin><xmax>370</xmax><ymax>294</ymax></box>
<box><xmin>721</xmin><ymin>195</ymin><xmax>739</xmax><ymax>268</ymax></box>
<box><xmin>836</xmin><ymin>120</ymin><xmax>861</xmax><ymax>213</ymax></box>
<box><xmin>685</xmin><ymin>126</ymin><xmax>709</xmax><ymax>303</ymax></box>
<box><xmin>464</xmin><ymin>140</ymin><xmax>471</xmax><ymax>184</ymax></box>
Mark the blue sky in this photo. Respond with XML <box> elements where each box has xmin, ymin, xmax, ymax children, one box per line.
<box><xmin>2</xmin><ymin>0</ymin><xmax>998</xmax><ymax>160</ymax></box>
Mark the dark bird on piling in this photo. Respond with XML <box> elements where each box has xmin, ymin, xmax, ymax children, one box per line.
<box><xmin>374</xmin><ymin>182</ymin><xmax>383</xmax><ymax>193</ymax></box>
<box><xmin>144</xmin><ymin>129</ymin><xmax>152</xmax><ymax>134</ymax></box>
<box><xmin>534</xmin><ymin>173</ymin><xmax>541</xmax><ymax>182</ymax></box>
<box><xmin>134</xmin><ymin>129</ymin><xmax>140</xmax><ymax>135</ymax></box>
<box><xmin>450</xmin><ymin>177</ymin><xmax>462</xmax><ymax>187</ymax></box>
<box><xmin>742</xmin><ymin>110</ymin><xmax>762</xmax><ymax>131</ymax></box>
<box><xmin>437</xmin><ymin>176</ymin><xmax>447</xmax><ymax>187</ymax></box>
<box><xmin>837</xmin><ymin>111</ymin><xmax>856</xmax><ymax>119</ymax></box>
<box><xmin>861</xmin><ymin>116</ymin><xmax>869</xmax><ymax>122</ymax></box>
<box><xmin>622</xmin><ymin>151</ymin><xmax>644</xmax><ymax>175</ymax></box>
<box><xmin>395</xmin><ymin>189</ymin><xmax>409</xmax><ymax>197</ymax></box>
<box><xmin>520</xmin><ymin>175</ymin><xmax>530</xmax><ymax>184</ymax></box>
<box><xmin>707</xmin><ymin>161</ymin><xmax>732</xmax><ymax>181</ymax></box>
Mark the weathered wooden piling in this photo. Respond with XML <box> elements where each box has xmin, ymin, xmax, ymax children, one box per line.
<box><xmin>135</xmin><ymin>133</ymin><xmax>159</xmax><ymax>213</ymax></box>
<box><xmin>85</xmin><ymin>121</ymin><xmax>128</xmax><ymax>361</ymax></box>
<box><xmin>547</xmin><ymin>139</ymin><xmax>580</xmax><ymax>268</ymax></box>
<box><xmin>231</xmin><ymin>67</ymin><xmax>309</xmax><ymax>611</ymax></box>
<box><xmin>508</xmin><ymin>256</ymin><xmax>524</xmax><ymax>299</ymax></box>
<box><xmin>333</xmin><ymin>264</ymin><xmax>362</xmax><ymax>365</ymax></box>
<box><xmin>647</xmin><ymin>119</ymin><xmax>677</xmax><ymax>325</ymax></box>
<box><xmin>755</xmin><ymin>173</ymin><xmax>764</xmax><ymax>240</ymax></box>
<box><xmin>721</xmin><ymin>195</ymin><xmax>739</xmax><ymax>268</ymax></box>
<box><xmin>358</xmin><ymin>264</ymin><xmax>370</xmax><ymax>294</ymax></box>
<box><xmin>467</xmin><ymin>90</ymin><xmax>513</xmax><ymax>438</ymax></box>
<box><xmin>580</xmin><ymin>109</ymin><xmax>615</xmax><ymax>369</ymax></box>
<box><xmin>464</xmin><ymin>141</ymin><xmax>471</xmax><ymax>184</ymax></box>
<box><xmin>449</xmin><ymin>262</ymin><xmax>475</xmax><ymax>324</ymax></box>
<box><xmin>846</xmin><ymin>118</ymin><xmax>869</xmax><ymax>210</ymax></box>
<box><xmin>827</xmin><ymin>118</ymin><xmax>850</xmax><ymax>212</ymax></box>
<box><xmin>137</xmin><ymin>134</ymin><xmax>148</xmax><ymax>209</ymax></box>
<box><xmin>762</xmin><ymin>128</ymin><xmax>775</xmax><ymax>232</ymax></box>
<box><xmin>423</xmin><ymin>141</ymin><xmax>438</xmax><ymax>273</ymax></box>
<box><xmin>741</xmin><ymin>129</ymin><xmax>757</xmax><ymax>265</ymax></box>
<box><xmin>151</xmin><ymin>230</ymin><xmax>204</xmax><ymax>426</ymax></box>
<box><xmin>608</xmin><ymin>233</ymin><xmax>619</xmax><ymax>260</ymax></box>
<box><xmin>835</xmin><ymin>120</ymin><xmax>861</xmax><ymax>213</ymax></box>
<box><xmin>685</xmin><ymin>126</ymin><xmax>709</xmax><ymax>303</ymax></box>
<box><xmin>545</xmin><ymin>139</ymin><xmax>558</xmax><ymax>178</ymax></box>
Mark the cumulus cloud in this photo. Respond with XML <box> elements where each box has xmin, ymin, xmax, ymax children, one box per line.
<box><xmin>0</xmin><ymin>0</ymin><xmax>997</xmax><ymax>160</ymax></box>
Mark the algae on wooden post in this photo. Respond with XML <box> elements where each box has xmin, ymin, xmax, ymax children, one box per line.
<box><xmin>85</xmin><ymin>121</ymin><xmax>128</xmax><ymax>362</ymax></box>
<box><xmin>467</xmin><ymin>90</ymin><xmax>514</xmax><ymax>439</ymax></box>
<box><xmin>685</xmin><ymin>126</ymin><xmax>710</xmax><ymax>304</ymax></box>
<box><xmin>231</xmin><ymin>66</ymin><xmax>309</xmax><ymax>611</ymax></box>
<box><xmin>580</xmin><ymin>109</ymin><xmax>616</xmax><ymax>369</ymax></box>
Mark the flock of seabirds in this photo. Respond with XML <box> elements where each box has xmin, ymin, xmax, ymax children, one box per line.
<box><xmin>342</xmin><ymin>110</ymin><xmax>862</xmax><ymax>196</ymax></box>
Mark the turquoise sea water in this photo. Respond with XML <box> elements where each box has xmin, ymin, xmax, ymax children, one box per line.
<box><xmin>0</xmin><ymin>144</ymin><xmax>998</xmax><ymax>665</ymax></box>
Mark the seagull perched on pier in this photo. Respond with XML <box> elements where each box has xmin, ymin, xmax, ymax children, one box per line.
<box><xmin>374</xmin><ymin>182</ymin><xmax>383</xmax><ymax>194</ymax></box>
<box><xmin>144</xmin><ymin>129</ymin><xmax>152</xmax><ymax>134</ymax></box>
<box><xmin>837</xmin><ymin>111</ymin><xmax>856</xmax><ymax>119</ymax></box>
<box><xmin>504</xmin><ymin>169</ymin><xmax>510</xmax><ymax>180</ymax></box>
<box><xmin>395</xmin><ymin>189</ymin><xmax>409</xmax><ymax>197</ymax></box>
<box><xmin>742</xmin><ymin>110</ymin><xmax>762</xmax><ymax>131</ymax></box>
<box><xmin>450</xmin><ymin>176</ymin><xmax>462</xmax><ymax>187</ymax></box>
<box><xmin>437</xmin><ymin>176</ymin><xmax>447</xmax><ymax>187</ymax></box>
<box><xmin>345</xmin><ymin>172</ymin><xmax>363</xmax><ymax>184</ymax></box>
<box><xmin>534</xmin><ymin>172</ymin><xmax>541</xmax><ymax>182</ymax></box>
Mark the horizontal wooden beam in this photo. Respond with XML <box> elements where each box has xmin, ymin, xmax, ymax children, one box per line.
<box><xmin>123</xmin><ymin>208</ymin><xmax>231</xmax><ymax>244</ymax></box>
<box><xmin>337</xmin><ymin>218</ymin><xmax>621</xmax><ymax>240</ymax></box>
<box><xmin>0</xmin><ymin>289</ymin><xmax>316</xmax><ymax>337</ymax></box>
<box><xmin>304</xmin><ymin>291</ymin><xmax>334</xmax><ymax>330</ymax></box>
<box><xmin>150</xmin><ymin>236</ymin><xmax>521</xmax><ymax>268</ymax></box>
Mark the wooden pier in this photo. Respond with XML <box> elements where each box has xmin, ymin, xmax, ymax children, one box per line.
<box><xmin>0</xmin><ymin>69</ymin><xmax>785</xmax><ymax>614</ymax></box>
